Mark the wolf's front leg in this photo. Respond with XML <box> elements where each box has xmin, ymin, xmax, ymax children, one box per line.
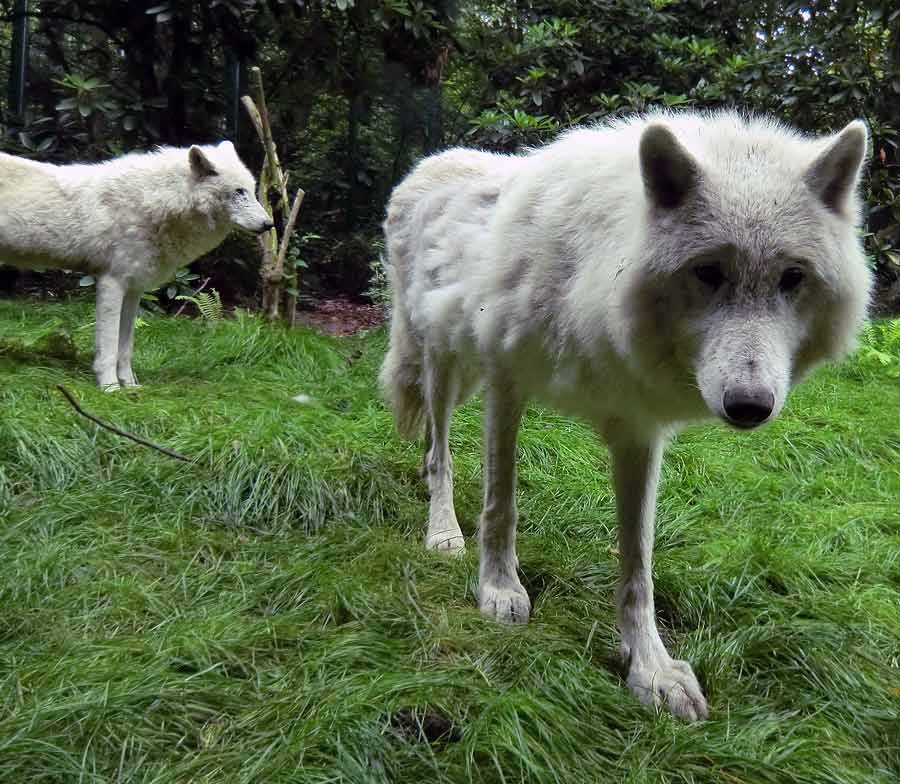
<box><xmin>608</xmin><ymin>431</ymin><xmax>708</xmax><ymax>721</ymax></box>
<box><xmin>93</xmin><ymin>276</ymin><xmax>126</xmax><ymax>390</ymax></box>
<box><xmin>116</xmin><ymin>289</ymin><xmax>142</xmax><ymax>387</ymax></box>
<box><xmin>478</xmin><ymin>378</ymin><xmax>530</xmax><ymax>623</ymax></box>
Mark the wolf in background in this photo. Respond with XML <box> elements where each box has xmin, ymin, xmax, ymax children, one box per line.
<box><xmin>380</xmin><ymin>111</ymin><xmax>872</xmax><ymax>720</ymax></box>
<box><xmin>0</xmin><ymin>142</ymin><xmax>272</xmax><ymax>389</ymax></box>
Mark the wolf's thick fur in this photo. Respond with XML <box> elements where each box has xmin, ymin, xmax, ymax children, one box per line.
<box><xmin>0</xmin><ymin>142</ymin><xmax>271</xmax><ymax>388</ymax></box>
<box><xmin>380</xmin><ymin>111</ymin><xmax>872</xmax><ymax>720</ymax></box>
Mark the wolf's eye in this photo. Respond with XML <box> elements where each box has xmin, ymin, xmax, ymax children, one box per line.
<box><xmin>234</xmin><ymin>188</ymin><xmax>248</xmax><ymax>197</ymax></box>
<box><xmin>694</xmin><ymin>264</ymin><xmax>724</xmax><ymax>289</ymax></box>
<box><xmin>779</xmin><ymin>267</ymin><xmax>804</xmax><ymax>293</ymax></box>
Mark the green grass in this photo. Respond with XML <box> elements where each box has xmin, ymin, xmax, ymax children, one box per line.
<box><xmin>1</xmin><ymin>295</ymin><xmax>898</xmax><ymax>783</ymax></box>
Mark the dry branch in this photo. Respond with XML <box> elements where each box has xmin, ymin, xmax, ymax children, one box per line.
<box><xmin>56</xmin><ymin>385</ymin><xmax>193</xmax><ymax>463</ymax></box>
<box><xmin>174</xmin><ymin>276</ymin><xmax>211</xmax><ymax>317</ymax></box>
<box><xmin>279</xmin><ymin>188</ymin><xmax>307</xmax><ymax>326</ymax></box>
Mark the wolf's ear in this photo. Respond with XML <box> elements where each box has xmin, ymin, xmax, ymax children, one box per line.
<box><xmin>218</xmin><ymin>140</ymin><xmax>236</xmax><ymax>153</ymax></box>
<box><xmin>189</xmin><ymin>145</ymin><xmax>218</xmax><ymax>178</ymax></box>
<box><xmin>804</xmin><ymin>120</ymin><xmax>868</xmax><ymax>215</ymax></box>
<box><xmin>639</xmin><ymin>123</ymin><xmax>699</xmax><ymax>209</ymax></box>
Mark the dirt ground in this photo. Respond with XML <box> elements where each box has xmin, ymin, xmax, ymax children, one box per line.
<box><xmin>294</xmin><ymin>296</ymin><xmax>386</xmax><ymax>336</ymax></box>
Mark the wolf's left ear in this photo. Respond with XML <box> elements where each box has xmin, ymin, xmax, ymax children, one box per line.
<box><xmin>804</xmin><ymin>120</ymin><xmax>869</xmax><ymax>215</ymax></box>
<box><xmin>639</xmin><ymin>123</ymin><xmax>700</xmax><ymax>209</ymax></box>
<box><xmin>189</xmin><ymin>145</ymin><xmax>218</xmax><ymax>178</ymax></box>
<box><xmin>218</xmin><ymin>140</ymin><xmax>236</xmax><ymax>153</ymax></box>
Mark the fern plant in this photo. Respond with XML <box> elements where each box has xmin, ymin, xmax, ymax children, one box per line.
<box><xmin>364</xmin><ymin>238</ymin><xmax>391</xmax><ymax>308</ymax></box>
<box><xmin>858</xmin><ymin>318</ymin><xmax>900</xmax><ymax>377</ymax></box>
<box><xmin>174</xmin><ymin>289</ymin><xmax>224</xmax><ymax>324</ymax></box>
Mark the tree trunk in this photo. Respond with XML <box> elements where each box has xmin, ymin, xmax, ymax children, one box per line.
<box><xmin>346</xmin><ymin>90</ymin><xmax>365</xmax><ymax>232</ymax></box>
<box><xmin>7</xmin><ymin>0</ymin><xmax>29</xmax><ymax>119</ymax></box>
<box><xmin>167</xmin><ymin>2</ymin><xmax>191</xmax><ymax>145</ymax></box>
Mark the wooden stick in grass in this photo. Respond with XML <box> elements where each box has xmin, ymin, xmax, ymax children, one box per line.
<box><xmin>56</xmin><ymin>385</ymin><xmax>193</xmax><ymax>463</ymax></box>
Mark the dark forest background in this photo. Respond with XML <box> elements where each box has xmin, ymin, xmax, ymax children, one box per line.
<box><xmin>1</xmin><ymin>0</ymin><xmax>898</xmax><ymax>311</ymax></box>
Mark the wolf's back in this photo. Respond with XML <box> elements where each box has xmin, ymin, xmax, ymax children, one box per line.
<box><xmin>0</xmin><ymin>152</ymin><xmax>62</xmax><ymax>200</ymax></box>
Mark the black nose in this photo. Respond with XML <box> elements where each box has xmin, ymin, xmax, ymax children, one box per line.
<box><xmin>722</xmin><ymin>386</ymin><xmax>775</xmax><ymax>428</ymax></box>
<box><xmin>260</xmin><ymin>220</ymin><xmax>274</xmax><ymax>232</ymax></box>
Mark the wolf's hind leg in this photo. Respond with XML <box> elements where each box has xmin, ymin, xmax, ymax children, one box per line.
<box><xmin>418</xmin><ymin>421</ymin><xmax>433</xmax><ymax>481</ymax></box>
<box><xmin>608</xmin><ymin>430</ymin><xmax>708</xmax><ymax>721</ymax></box>
<box><xmin>93</xmin><ymin>276</ymin><xmax>126</xmax><ymax>390</ymax></box>
<box><xmin>116</xmin><ymin>289</ymin><xmax>142</xmax><ymax>387</ymax></box>
<box><xmin>477</xmin><ymin>377</ymin><xmax>530</xmax><ymax>623</ymax></box>
<box><xmin>421</xmin><ymin>348</ymin><xmax>465</xmax><ymax>555</ymax></box>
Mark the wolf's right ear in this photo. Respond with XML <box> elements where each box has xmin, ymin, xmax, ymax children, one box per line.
<box><xmin>804</xmin><ymin>120</ymin><xmax>868</xmax><ymax>216</ymax></box>
<box><xmin>639</xmin><ymin>123</ymin><xmax>699</xmax><ymax>209</ymax></box>
<box><xmin>189</xmin><ymin>145</ymin><xmax>218</xmax><ymax>179</ymax></box>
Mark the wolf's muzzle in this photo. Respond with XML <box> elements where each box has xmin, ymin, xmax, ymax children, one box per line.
<box><xmin>723</xmin><ymin>385</ymin><xmax>775</xmax><ymax>429</ymax></box>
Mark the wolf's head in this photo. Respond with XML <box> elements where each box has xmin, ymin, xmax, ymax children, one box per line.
<box><xmin>628</xmin><ymin>113</ymin><xmax>871</xmax><ymax>429</ymax></box>
<box><xmin>188</xmin><ymin>142</ymin><xmax>273</xmax><ymax>234</ymax></box>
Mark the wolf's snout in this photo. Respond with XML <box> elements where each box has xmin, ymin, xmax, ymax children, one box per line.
<box><xmin>722</xmin><ymin>386</ymin><xmax>775</xmax><ymax>429</ymax></box>
<box><xmin>258</xmin><ymin>219</ymin><xmax>274</xmax><ymax>233</ymax></box>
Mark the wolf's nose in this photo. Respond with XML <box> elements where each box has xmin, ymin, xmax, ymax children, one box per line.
<box><xmin>261</xmin><ymin>219</ymin><xmax>274</xmax><ymax>232</ymax></box>
<box><xmin>723</xmin><ymin>386</ymin><xmax>775</xmax><ymax>428</ymax></box>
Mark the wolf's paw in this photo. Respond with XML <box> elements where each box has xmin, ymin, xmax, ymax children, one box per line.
<box><xmin>425</xmin><ymin>530</ymin><xmax>466</xmax><ymax>556</ymax></box>
<box><xmin>627</xmin><ymin>657</ymin><xmax>708</xmax><ymax>722</ymax></box>
<box><xmin>117</xmin><ymin>369</ymin><xmax>140</xmax><ymax>387</ymax></box>
<box><xmin>478</xmin><ymin>579</ymin><xmax>531</xmax><ymax>624</ymax></box>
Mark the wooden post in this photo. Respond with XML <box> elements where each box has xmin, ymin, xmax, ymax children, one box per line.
<box><xmin>241</xmin><ymin>66</ymin><xmax>306</xmax><ymax>324</ymax></box>
<box><xmin>7</xmin><ymin>0</ymin><xmax>29</xmax><ymax>119</ymax></box>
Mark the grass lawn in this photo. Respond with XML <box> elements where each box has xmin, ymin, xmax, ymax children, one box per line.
<box><xmin>1</xmin><ymin>295</ymin><xmax>898</xmax><ymax>783</ymax></box>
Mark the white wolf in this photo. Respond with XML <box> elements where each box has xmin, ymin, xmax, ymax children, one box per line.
<box><xmin>379</xmin><ymin>111</ymin><xmax>871</xmax><ymax>720</ymax></box>
<box><xmin>0</xmin><ymin>142</ymin><xmax>272</xmax><ymax>388</ymax></box>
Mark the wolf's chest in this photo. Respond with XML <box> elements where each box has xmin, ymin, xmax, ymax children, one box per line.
<box><xmin>153</xmin><ymin>219</ymin><xmax>229</xmax><ymax>271</ymax></box>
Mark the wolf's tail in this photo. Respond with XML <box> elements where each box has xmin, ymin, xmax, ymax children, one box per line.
<box><xmin>378</xmin><ymin>251</ymin><xmax>425</xmax><ymax>440</ymax></box>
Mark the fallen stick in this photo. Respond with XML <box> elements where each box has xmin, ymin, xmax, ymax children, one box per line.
<box><xmin>174</xmin><ymin>277</ymin><xmax>211</xmax><ymax>318</ymax></box>
<box><xmin>56</xmin><ymin>385</ymin><xmax>194</xmax><ymax>463</ymax></box>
